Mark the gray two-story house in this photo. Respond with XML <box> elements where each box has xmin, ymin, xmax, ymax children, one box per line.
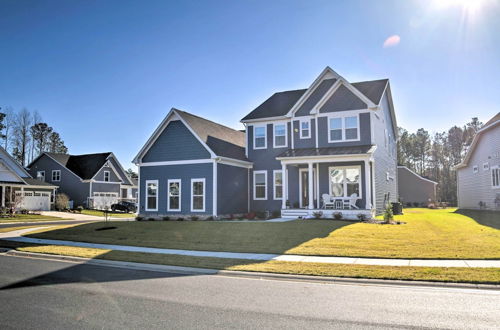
<box><xmin>134</xmin><ymin>67</ymin><xmax>398</xmax><ymax>219</ymax></box>
<box><xmin>28</xmin><ymin>152</ymin><xmax>136</xmax><ymax>209</ymax></box>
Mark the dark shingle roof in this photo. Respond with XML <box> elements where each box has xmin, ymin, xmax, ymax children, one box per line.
<box><xmin>46</xmin><ymin>152</ymin><xmax>112</xmax><ymax>180</ymax></box>
<box><xmin>241</xmin><ymin>79</ymin><xmax>388</xmax><ymax>121</ymax></box>
<box><xmin>277</xmin><ymin>145</ymin><xmax>374</xmax><ymax>158</ymax></box>
<box><xmin>176</xmin><ymin>110</ymin><xmax>249</xmax><ymax>162</ymax></box>
<box><xmin>23</xmin><ymin>178</ymin><xmax>57</xmax><ymax>187</ymax></box>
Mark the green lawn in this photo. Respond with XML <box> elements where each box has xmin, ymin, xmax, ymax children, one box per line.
<box><xmin>80</xmin><ymin>209</ymin><xmax>135</xmax><ymax>218</ymax></box>
<box><xmin>26</xmin><ymin>208</ymin><xmax>500</xmax><ymax>259</ymax></box>
<box><xmin>0</xmin><ymin>214</ymin><xmax>69</xmax><ymax>223</ymax></box>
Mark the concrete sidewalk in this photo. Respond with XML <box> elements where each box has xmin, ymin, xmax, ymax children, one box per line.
<box><xmin>1</xmin><ymin>227</ymin><xmax>499</xmax><ymax>268</ymax></box>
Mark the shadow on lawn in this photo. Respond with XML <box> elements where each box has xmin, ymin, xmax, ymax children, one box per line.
<box><xmin>454</xmin><ymin>209</ymin><xmax>500</xmax><ymax>230</ymax></box>
<box><xmin>0</xmin><ymin>219</ymin><xmax>352</xmax><ymax>290</ymax></box>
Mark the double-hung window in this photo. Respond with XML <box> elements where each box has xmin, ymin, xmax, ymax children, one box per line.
<box><xmin>273</xmin><ymin>123</ymin><xmax>287</xmax><ymax>147</ymax></box>
<box><xmin>344</xmin><ymin>116</ymin><xmax>359</xmax><ymax>140</ymax></box>
<box><xmin>328</xmin><ymin>115</ymin><xmax>359</xmax><ymax>143</ymax></box>
<box><xmin>146</xmin><ymin>180</ymin><xmax>158</xmax><ymax>211</ymax></box>
<box><xmin>492</xmin><ymin>166</ymin><xmax>500</xmax><ymax>188</ymax></box>
<box><xmin>300</xmin><ymin>120</ymin><xmax>310</xmax><ymax>139</ymax></box>
<box><xmin>104</xmin><ymin>171</ymin><xmax>110</xmax><ymax>182</ymax></box>
<box><xmin>253</xmin><ymin>171</ymin><xmax>267</xmax><ymax>200</ymax></box>
<box><xmin>329</xmin><ymin>166</ymin><xmax>361</xmax><ymax>198</ymax></box>
<box><xmin>37</xmin><ymin>171</ymin><xmax>45</xmax><ymax>182</ymax></box>
<box><xmin>52</xmin><ymin>170</ymin><xmax>61</xmax><ymax>182</ymax></box>
<box><xmin>273</xmin><ymin>170</ymin><xmax>283</xmax><ymax>200</ymax></box>
<box><xmin>254</xmin><ymin>126</ymin><xmax>266</xmax><ymax>149</ymax></box>
<box><xmin>191</xmin><ymin>179</ymin><xmax>205</xmax><ymax>212</ymax></box>
<box><xmin>329</xmin><ymin>118</ymin><xmax>343</xmax><ymax>142</ymax></box>
<box><xmin>167</xmin><ymin>179</ymin><xmax>181</xmax><ymax>211</ymax></box>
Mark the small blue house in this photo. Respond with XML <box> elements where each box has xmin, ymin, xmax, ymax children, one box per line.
<box><xmin>134</xmin><ymin>67</ymin><xmax>398</xmax><ymax>219</ymax></box>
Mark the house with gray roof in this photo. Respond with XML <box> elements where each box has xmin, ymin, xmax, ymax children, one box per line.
<box><xmin>134</xmin><ymin>67</ymin><xmax>398</xmax><ymax>219</ymax></box>
<box><xmin>28</xmin><ymin>151</ymin><xmax>136</xmax><ymax>209</ymax></box>
<box><xmin>456</xmin><ymin>112</ymin><xmax>500</xmax><ymax>210</ymax></box>
<box><xmin>0</xmin><ymin>146</ymin><xmax>57</xmax><ymax>211</ymax></box>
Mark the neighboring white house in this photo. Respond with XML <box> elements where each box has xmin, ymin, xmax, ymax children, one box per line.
<box><xmin>455</xmin><ymin>112</ymin><xmax>500</xmax><ymax>210</ymax></box>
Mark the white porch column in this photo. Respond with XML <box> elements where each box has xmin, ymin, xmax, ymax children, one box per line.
<box><xmin>364</xmin><ymin>159</ymin><xmax>372</xmax><ymax>209</ymax></box>
<box><xmin>1</xmin><ymin>186</ymin><xmax>4</xmax><ymax>207</ymax></box>
<box><xmin>281</xmin><ymin>163</ymin><xmax>287</xmax><ymax>209</ymax></box>
<box><xmin>308</xmin><ymin>162</ymin><xmax>314</xmax><ymax>209</ymax></box>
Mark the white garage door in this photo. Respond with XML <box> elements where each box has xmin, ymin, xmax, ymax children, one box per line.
<box><xmin>92</xmin><ymin>192</ymin><xmax>119</xmax><ymax>210</ymax></box>
<box><xmin>17</xmin><ymin>191</ymin><xmax>51</xmax><ymax>211</ymax></box>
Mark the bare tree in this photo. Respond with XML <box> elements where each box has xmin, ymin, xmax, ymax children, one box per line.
<box><xmin>2</xmin><ymin>106</ymin><xmax>15</xmax><ymax>152</ymax></box>
<box><xmin>12</xmin><ymin>108</ymin><xmax>32</xmax><ymax>166</ymax></box>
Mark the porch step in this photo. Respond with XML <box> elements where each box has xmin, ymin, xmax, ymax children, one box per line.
<box><xmin>281</xmin><ymin>210</ymin><xmax>310</xmax><ymax>218</ymax></box>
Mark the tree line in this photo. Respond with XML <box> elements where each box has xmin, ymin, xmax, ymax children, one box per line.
<box><xmin>0</xmin><ymin>106</ymin><xmax>68</xmax><ymax>166</ymax></box>
<box><xmin>397</xmin><ymin>117</ymin><xmax>482</xmax><ymax>205</ymax></box>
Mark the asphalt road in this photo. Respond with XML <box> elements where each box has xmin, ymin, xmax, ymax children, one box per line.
<box><xmin>0</xmin><ymin>255</ymin><xmax>498</xmax><ymax>329</ymax></box>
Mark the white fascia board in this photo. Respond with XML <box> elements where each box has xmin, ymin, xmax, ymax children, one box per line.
<box><xmin>108</xmin><ymin>152</ymin><xmax>134</xmax><ymax>185</ymax></box>
<box><xmin>241</xmin><ymin>116</ymin><xmax>289</xmax><ymax>124</ymax></box>
<box><xmin>215</xmin><ymin>157</ymin><xmax>253</xmax><ymax>169</ymax></box>
<box><xmin>397</xmin><ymin>165</ymin><xmax>438</xmax><ymax>184</ymax></box>
<box><xmin>309</xmin><ymin>79</ymin><xmax>342</xmax><ymax>114</ymax></box>
<box><xmin>455</xmin><ymin>120</ymin><xmax>500</xmax><ymax>169</ymax></box>
<box><xmin>277</xmin><ymin>153</ymin><xmax>372</xmax><ymax>164</ymax></box>
<box><xmin>91</xmin><ymin>159</ymin><xmax>124</xmax><ymax>183</ymax></box>
<box><xmin>139</xmin><ymin>159</ymin><xmax>213</xmax><ymax>167</ymax></box>
<box><xmin>0</xmin><ymin>148</ymin><xmax>32</xmax><ymax>178</ymax></box>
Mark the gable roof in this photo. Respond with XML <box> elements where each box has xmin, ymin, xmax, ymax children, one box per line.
<box><xmin>43</xmin><ymin>152</ymin><xmax>113</xmax><ymax>180</ymax></box>
<box><xmin>241</xmin><ymin>76</ymin><xmax>388</xmax><ymax>121</ymax></box>
<box><xmin>397</xmin><ymin>166</ymin><xmax>437</xmax><ymax>185</ymax></box>
<box><xmin>134</xmin><ymin>108</ymin><xmax>250</xmax><ymax>164</ymax></box>
<box><xmin>455</xmin><ymin>112</ymin><xmax>500</xmax><ymax>169</ymax></box>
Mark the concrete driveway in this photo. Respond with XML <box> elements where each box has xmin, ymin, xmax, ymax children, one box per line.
<box><xmin>40</xmin><ymin>211</ymin><xmax>104</xmax><ymax>220</ymax></box>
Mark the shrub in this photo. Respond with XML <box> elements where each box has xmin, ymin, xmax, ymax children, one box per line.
<box><xmin>162</xmin><ymin>216</ymin><xmax>170</xmax><ymax>221</ymax></box>
<box><xmin>206</xmin><ymin>216</ymin><xmax>214</xmax><ymax>221</ymax></box>
<box><xmin>147</xmin><ymin>217</ymin><xmax>155</xmax><ymax>221</ymax></box>
<box><xmin>428</xmin><ymin>203</ymin><xmax>436</xmax><ymax>209</ymax></box>
<box><xmin>135</xmin><ymin>216</ymin><xmax>144</xmax><ymax>221</ymax></box>
<box><xmin>292</xmin><ymin>202</ymin><xmax>300</xmax><ymax>209</ymax></box>
<box><xmin>246</xmin><ymin>212</ymin><xmax>256</xmax><ymax>220</ymax></box>
<box><xmin>412</xmin><ymin>202</ymin><xmax>420</xmax><ymax>207</ymax></box>
<box><xmin>76</xmin><ymin>206</ymin><xmax>83</xmax><ymax>213</ymax></box>
<box><xmin>357</xmin><ymin>213</ymin><xmax>367</xmax><ymax>221</ymax></box>
<box><xmin>312</xmin><ymin>211</ymin><xmax>323</xmax><ymax>219</ymax></box>
<box><xmin>189</xmin><ymin>215</ymin><xmax>199</xmax><ymax>221</ymax></box>
<box><xmin>333</xmin><ymin>212</ymin><xmax>342</xmax><ymax>220</ymax></box>
<box><xmin>176</xmin><ymin>217</ymin><xmax>184</xmax><ymax>221</ymax></box>
<box><xmin>256</xmin><ymin>211</ymin><xmax>267</xmax><ymax>220</ymax></box>
<box><xmin>271</xmin><ymin>210</ymin><xmax>281</xmax><ymax>219</ymax></box>
<box><xmin>383</xmin><ymin>202</ymin><xmax>394</xmax><ymax>224</ymax></box>
<box><xmin>55</xmin><ymin>193</ymin><xmax>70</xmax><ymax>211</ymax></box>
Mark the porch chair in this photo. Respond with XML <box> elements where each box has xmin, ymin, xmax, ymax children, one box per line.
<box><xmin>349</xmin><ymin>193</ymin><xmax>359</xmax><ymax>209</ymax></box>
<box><xmin>322</xmin><ymin>194</ymin><xmax>334</xmax><ymax>209</ymax></box>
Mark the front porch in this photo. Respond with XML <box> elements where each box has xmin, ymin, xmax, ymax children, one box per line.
<box><xmin>277</xmin><ymin>148</ymin><xmax>375</xmax><ymax>219</ymax></box>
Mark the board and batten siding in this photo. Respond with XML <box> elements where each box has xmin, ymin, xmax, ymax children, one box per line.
<box><xmin>142</xmin><ymin>120</ymin><xmax>211</xmax><ymax>163</ymax></box>
<box><xmin>457</xmin><ymin>126</ymin><xmax>500</xmax><ymax>209</ymax></box>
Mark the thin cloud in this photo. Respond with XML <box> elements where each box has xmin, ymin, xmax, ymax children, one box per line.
<box><xmin>383</xmin><ymin>35</ymin><xmax>401</xmax><ymax>48</ymax></box>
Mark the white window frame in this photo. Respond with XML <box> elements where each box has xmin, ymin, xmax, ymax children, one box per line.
<box><xmin>103</xmin><ymin>171</ymin><xmax>110</xmax><ymax>182</ymax></box>
<box><xmin>483</xmin><ymin>162</ymin><xmax>490</xmax><ymax>171</ymax></box>
<box><xmin>52</xmin><ymin>170</ymin><xmax>61</xmax><ymax>182</ymax></box>
<box><xmin>492</xmin><ymin>166</ymin><xmax>500</xmax><ymax>189</ymax></box>
<box><xmin>299</xmin><ymin>119</ymin><xmax>310</xmax><ymax>139</ymax></box>
<box><xmin>253</xmin><ymin>125</ymin><xmax>267</xmax><ymax>150</ymax></box>
<box><xmin>273</xmin><ymin>122</ymin><xmax>287</xmax><ymax>148</ymax></box>
<box><xmin>167</xmin><ymin>179</ymin><xmax>181</xmax><ymax>212</ymax></box>
<box><xmin>273</xmin><ymin>170</ymin><xmax>283</xmax><ymax>200</ymax></box>
<box><xmin>327</xmin><ymin>114</ymin><xmax>360</xmax><ymax>143</ymax></box>
<box><xmin>37</xmin><ymin>171</ymin><xmax>45</xmax><ymax>181</ymax></box>
<box><xmin>145</xmin><ymin>179</ymin><xmax>159</xmax><ymax>212</ymax></box>
<box><xmin>328</xmin><ymin>165</ymin><xmax>363</xmax><ymax>199</ymax></box>
<box><xmin>473</xmin><ymin>165</ymin><xmax>479</xmax><ymax>174</ymax></box>
<box><xmin>253</xmin><ymin>170</ymin><xmax>267</xmax><ymax>200</ymax></box>
<box><xmin>190</xmin><ymin>178</ymin><xmax>205</xmax><ymax>212</ymax></box>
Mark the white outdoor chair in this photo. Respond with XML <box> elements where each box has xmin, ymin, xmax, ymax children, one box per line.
<box><xmin>349</xmin><ymin>193</ymin><xmax>359</xmax><ymax>209</ymax></box>
<box><xmin>322</xmin><ymin>194</ymin><xmax>334</xmax><ymax>209</ymax></box>
<box><xmin>334</xmin><ymin>199</ymin><xmax>343</xmax><ymax>209</ymax></box>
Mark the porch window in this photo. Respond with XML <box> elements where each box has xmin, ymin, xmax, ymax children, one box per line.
<box><xmin>52</xmin><ymin>170</ymin><xmax>61</xmax><ymax>182</ymax></box>
<box><xmin>253</xmin><ymin>171</ymin><xmax>267</xmax><ymax>200</ymax></box>
<box><xmin>37</xmin><ymin>171</ymin><xmax>45</xmax><ymax>182</ymax></box>
<box><xmin>300</xmin><ymin>120</ymin><xmax>310</xmax><ymax>139</ymax></box>
<box><xmin>329</xmin><ymin>166</ymin><xmax>361</xmax><ymax>198</ymax></box>
<box><xmin>254</xmin><ymin>126</ymin><xmax>266</xmax><ymax>149</ymax></box>
<box><xmin>191</xmin><ymin>178</ymin><xmax>205</xmax><ymax>212</ymax></box>
<box><xmin>146</xmin><ymin>180</ymin><xmax>158</xmax><ymax>211</ymax></box>
<box><xmin>167</xmin><ymin>179</ymin><xmax>181</xmax><ymax>211</ymax></box>
<box><xmin>274</xmin><ymin>123</ymin><xmax>287</xmax><ymax>147</ymax></box>
<box><xmin>104</xmin><ymin>171</ymin><xmax>110</xmax><ymax>182</ymax></box>
<box><xmin>492</xmin><ymin>167</ymin><xmax>500</xmax><ymax>188</ymax></box>
<box><xmin>273</xmin><ymin>170</ymin><xmax>283</xmax><ymax>200</ymax></box>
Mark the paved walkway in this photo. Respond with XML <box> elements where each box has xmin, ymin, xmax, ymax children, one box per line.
<box><xmin>1</xmin><ymin>227</ymin><xmax>499</xmax><ymax>268</ymax></box>
<box><xmin>40</xmin><ymin>211</ymin><xmax>135</xmax><ymax>221</ymax></box>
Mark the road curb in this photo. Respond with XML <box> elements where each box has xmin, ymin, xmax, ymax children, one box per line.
<box><xmin>2</xmin><ymin>249</ymin><xmax>499</xmax><ymax>290</ymax></box>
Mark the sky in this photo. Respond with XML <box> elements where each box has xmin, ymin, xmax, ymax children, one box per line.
<box><xmin>1</xmin><ymin>0</ymin><xmax>499</xmax><ymax>169</ymax></box>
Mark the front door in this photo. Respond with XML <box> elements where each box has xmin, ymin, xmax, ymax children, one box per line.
<box><xmin>299</xmin><ymin>169</ymin><xmax>317</xmax><ymax>208</ymax></box>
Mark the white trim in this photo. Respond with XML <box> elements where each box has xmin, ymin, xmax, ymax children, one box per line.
<box><xmin>455</xmin><ymin>120</ymin><xmax>500</xmax><ymax>169</ymax></box>
<box><xmin>103</xmin><ymin>171</ymin><xmax>110</xmax><ymax>182</ymax></box>
<box><xmin>137</xmin><ymin>166</ymin><xmax>141</xmax><ymax>212</ymax></box>
<box><xmin>273</xmin><ymin>122</ymin><xmax>288</xmax><ymax>148</ymax></box>
<box><xmin>90</xmin><ymin>157</ymin><xmax>125</xmax><ymax>184</ymax></box>
<box><xmin>328</xmin><ymin>165</ymin><xmax>363</xmax><ymax>199</ymax></box>
<box><xmin>190</xmin><ymin>178</ymin><xmax>206</xmax><ymax>212</ymax></box>
<box><xmin>215</xmin><ymin>157</ymin><xmax>253</xmax><ymax>169</ymax></box>
<box><xmin>213</xmin><ymin>162</ymin><xmax>217</xmax><ymax>216</ymax></box>
<box><xmin>397</xmin><ymin>166</ymin><xmax>438</xmax><ymax>185</ymax></box>
<box><xmin>314</xmin><ymin>116</ymin><xmax>319</xmax><ymax>148</ymax></box>
<box><xmin>299</xmin><ymin>119</ymin><xmax>311</xmax><ymax>139</ymax></box>
<box><xmin>278</xmin><ymin>153</ymin><xmax>372</xmax><ymax>164</ymax></box>
<box><xmin>51</xmin><ymin>170</ymin><xmax>61</xmax><ymax>182</ymax></box>
<box><xmin>241</xmin><ymin>115</ymin><xmax>288</xmax><ymax>124</ymax></box>
<box><xmin>273</xmin><ymin>170</ymin><xmax>283</xmax><ymax>200</ymax></box>
<box><xmin>253</xmin><ymin>125</ymin><xmax>267</xmax><ymax>150</ymax></box>
<box><xmin>39</xmin><ymin>153</ymin><xmax>83</xmax><ymax>181</ymax></box>
<box><xmin>108</xmin><ymin>152</ymin><xmax>134</xmax><ymax>185</ymax></box>
<box><xmin>483</xmin><ymin>162</ymin><xmax>490</xmax><ymax>171</ymax></box>
<box><xmin>327</xmin><ymin>114</ymin><xmax>360</xmax><ymax>143</ymax></box>
<box><xmin>145</xmin><ymin>179</ymin><xmax>159</xmax><ymax>212</ymax></box>
<box><xmin>139</xmin><ymin>159</ymin><xmax>213</xmax><ymax>166</ymax></box>
<box><xmin>167</xmin><ymin>179</ymin><xmax>181</xmax><ymax>212</ymax></box>
<box><xmin>310</xmin><ymin>79</ymin><xmax>343</xmax><ymax>114</ymax></box>
<box><xmin>36</xmin><ymin>171</ymin><xmax>45</xmax><ymax>181</ymax></box>
<box><xmin>298</xmin><ymin>167</ymin><xmax>317</xmax><ymax>208</ymax></box>
<box><xmin>491</xmin><ymin>165</ymin><xmax>500</xmax><ymax>189</ymax></box>
<box><xmin>253</xmin><ymin>170</ymin><xmax>267</xmax><ymax>200</ymax></box>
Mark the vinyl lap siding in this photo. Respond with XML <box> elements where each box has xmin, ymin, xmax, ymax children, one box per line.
<box><xmin>142</xmin><ymin>120</ymin><xmax>211</xmax><ymax>162</ymax></box>
<box><xmin>457</xmin><ymin>126</ymin><xmax>500</xmax><ymax>209</ymax></box>
<box><xmin>317</xmin><ymin>113</ymin><xmax>371</xmax><ymax>148</ymax></box>
<box><xmin>217</xmin><ymin>164</ymin><xmax>248</xmax><ymax>215</ymax></box>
